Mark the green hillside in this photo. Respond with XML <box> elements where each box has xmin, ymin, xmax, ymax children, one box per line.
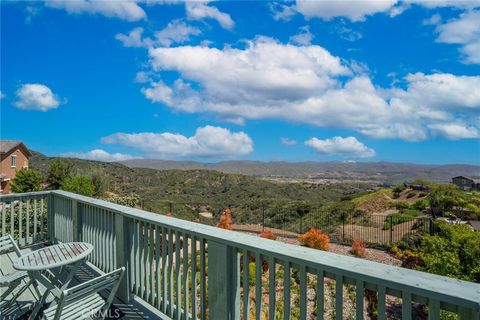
<box><xmin>30</xmin><ymin>153</ymin><xmax>373</xmax><ymax>223</ymax></box>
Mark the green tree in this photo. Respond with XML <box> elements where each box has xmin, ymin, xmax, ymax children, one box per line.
<box><xmin>10</xmin><ymin>169</ymin><xmax>42</xmax><ymax>193</ymax></box>
<box><xmin>427</xmin><ymin>184</ymin><xmax>459</xmax><ymax>217</ymax></box>
<box><xmin>61</xmin><ymin>175</ymin><xmax>95</xmax><ymax>197</ymax></box>
<box><xmin>47</xmin><ymin>158</ymin><xmax>74</xmax><ymax>189</ymax></box>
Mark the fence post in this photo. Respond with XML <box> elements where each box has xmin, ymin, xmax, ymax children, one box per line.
<box><xmin>390</xmin><ymin>215</ymin><xmax>393</xmax><ymax>244</ymax></box>
<box><xmin>342</xmin><ymin>214</ymin><xmax>345</xmax><ymax>243</ymax></box>
<box><xmin>208</xmin><ymin>240</ymin><xmax>240</xmax><ymax>320</ymax></box>
<box><xmin>115</xmin><ymin>213</ymin><xmax>131</xmax><ymax>303</ymax></box>
<box><xmin>299</xmin><ymin>211</ymin><xmax>303</xmax><ymax>234</ymax></box>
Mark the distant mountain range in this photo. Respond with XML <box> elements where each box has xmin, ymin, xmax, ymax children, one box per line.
<box><xmin>121</xmin><ymin>159</ymin><xmax>480</xmax><ymax>184</ymax></box>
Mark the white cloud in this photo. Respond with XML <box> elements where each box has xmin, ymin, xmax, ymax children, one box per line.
<box><xmin>295</xmin><ymin>0</ymin><xmax>398</xmax><ymax>22</ymax></box>
<box><xmin>101</xmin><ymin>125</ymin><xmax>253</xmax><ymax>158</ymax></box>
<box><xmin>116</xmin><ymin>20</ymin><xmax>201</xmax><ymax>49</ymax></box>
<box><xmin>270</xmin><ymin>3</ymin><xmax>297</xmax><ymax>21</ymax></box>
<box><xmin>281</xmin><ymin>138</ymin><xmax>297</xmax><ymax>146</ymax></box>
<box><xmin>290</xmin><ymin>26</ymin><xmax>314</xmax><ymax>45</ymax></box>
<box><xmin>134</xmin><ymin>71</ymin><xmax>151</xmax><ymax>83</ymax></box>
<box><xmin>423</xmin><ymin>13</ymin><xmax>441</xmax><ymax>26</ymax></box>
<box><xmin>60</xmin><ymin>149</ymin><xmax>138</xmax><ymax>162</ymax></box>
<box><xmin>428</xmin><ymin>123</ymin><xmax>480</xmax><ymax>140</ymax></box>
<box><xmin>115</xmin><ymin>27</ymin><xmax>147</xmax><ymax>48</ymax></box>
<box><xmin>14</xmin><ymin>83</ymin><xmax>61</xmax><ymax>111</ymax></box>
<box><xmin>0</xmin><ymin>91</ymin><xmax>5</xmax><ymax>99</ymax></box>
<box><xmin>185</xmin><ymin>1</ymin><xmax>234</xmax><ymax>29</ymax></box>
<box><xmin>44</xmin><ymin>0</ymin><xmax>146</xmax><ymax>21</ymax></box>
<box><xmin>305</xmin><ymin>136</ymin><xmax>375</xmax><ymax>158</ymax></box>
<box><xmin>435</xmin><ymin>10</ymin><xmax>480</xmax><ymax>64</ymax></box>
<box><xmin>155</xmin><ymin>20</ymin><xmax>201</xmax><ymax>46</ymax></box>
<box><xmin>140</xmin><ymin>37</ymin><xmax>480</xmax><ymax>141</ymax></box>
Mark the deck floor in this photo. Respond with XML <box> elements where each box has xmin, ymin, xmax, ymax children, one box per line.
<box><xmin>0</xmin><ymin>243</ymin><xmax>154</xmax><ymax>320</ymax></box>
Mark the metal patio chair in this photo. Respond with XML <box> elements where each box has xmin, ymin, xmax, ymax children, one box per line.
<box><xmin>42</xmin><ymin>267</ymin><xmax>125</xmax><ymax>320</ymax></box>
<box><xmin>0</xmin><ymin>234</ymin><xmax>41</xmax><ymax>307</ymax></box>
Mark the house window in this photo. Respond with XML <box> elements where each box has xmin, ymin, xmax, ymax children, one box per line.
<box><xmin>11</xmin><ymin>155</ymin><xmax>16</xmax><ymax>168</ymax></box>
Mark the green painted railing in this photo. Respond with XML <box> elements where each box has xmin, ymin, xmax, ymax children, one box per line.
<box><xmin>1</xmin><ymin>191</ymin><xmax>479</xmax><ymax>320</ymax></box>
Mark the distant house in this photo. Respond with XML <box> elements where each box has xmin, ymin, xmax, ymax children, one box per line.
<box><xmin>0</xmin><ymin>140</ymin><xmax>32</xmax><ymax>194</ymax></box>
<box><xmin>452</xmin><ymin>176</ymin><xmax>480</xmax><ymax>191</ymax></box>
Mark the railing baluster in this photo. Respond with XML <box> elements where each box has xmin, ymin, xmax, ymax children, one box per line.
<box><xmin>255</xmin><ymin>253</ymin><xmax>262</xmax><ymax>320</ymax></box>
<box><xmin>200</xmin><ymin>238</ymin><xmax>206</xmax><ymax>320</ymax></box>
<box><xmin>161</xmin><ymin>226</ymin><xmax>168</xmax><ymax>313</ymax></box>
<box><xmin>1</xmin><ymin>201</ymin><xmax>6</xmax><ymax>237</ymax></box>
<box><xmin>135</xmin><ymin>220</ymin><xmax>141</xmax><ymax>297</ymax></box>
<box><xmin>155</xmin><ymin>225</ymin><xmax>161</xmax><ymax>309</ymax></box>
<box><xmin>402</xmin><ymin>290</ymin><xmax>411</xmax><ymax>320</ymax></box>
<box><xmin>33</xmin><ymin>198</ymin><xmax>38</xmax><ymax>242</ymax></box>
<box><xmin>300</xmin><ymin>264</ymin><xmax>307</xmax><ymax>320</ymax></box>
<box><xmin>191</xmin><ymin>235</ymin><xmax>197</xmax><ymax>319</ymax></box>
<box><xmin>283</xmin><ymin>261</ymin><xmax>291</xmax><ymax>320</ymax></box>
<box><xmin>243</xmin><ymin>249</ymin><xmax>250</xmax><ymax>320</ymax></box>
<box><xmin>269</xmin><ymin>256</ymin><xmax>276</xmax><ymax>320</ymax></box>
<box><xmin>168</xmin><ymin>228</ymin><xmax>174</xmax><ymax>318</ymax></box>
<box><xmin>183</xmin><ymin>232</ymin><xmax>189</xmax><ymax>320</ymax></box>
<box><xmin>335</xmin><ymin>274</ymin><xmax>343</xmax><ymax>320</ymax></box>
<box><xmin>355</xmin><ymin>280</ymin><xmax>364</xmax><ymax>320</ymax></box>
<box><xmin>175</xmin><ymin>231</ymin><xmax>181</xmax><ymax>320</ymax></box>
<box><xmin>10</xmin><ymin>200</ymin><xmax>14</xmax><ymax>241</ymax></box>
<box><xmin>317</xmin><ymin>270</ymin><xmax>324</xmax><ymax>320</ymax></box>
<box><xmin>150</xmin><ymin>224</ymin><xmax>155</xmax><ymax>305</ymax></box>
<box><xmin>19</xmin><ymin>200</ymin><xmax>23</xmax><ymax>244</ymax></box>
<box><xmin>428</xmin><ymin>299</ymin><xmax>440</xmax><ymax>320</ymax></box>
<box><xmin>378</xmin><ymin>285</ymin><xmax>386</xmax><ymax>320</ymax></box>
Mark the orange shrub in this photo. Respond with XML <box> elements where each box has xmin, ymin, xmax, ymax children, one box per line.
<box><xmin>259</xmin><ymin>230</ymin><xmax>277</xmax><ymax>240</ymax></box>
<box><xmin>298</xmin><ymin>228</ymin><xmax>329</xmax><ymax>251</ymax></box>
<box><xmin>350</xmin><ymin>239</ymin><xmax>366</xmax><ymax>258</ymax></box>
<box><xmin>217</xmin><ymin>208</ymin><xmax>233</xmax><ymax>230</ymax></box>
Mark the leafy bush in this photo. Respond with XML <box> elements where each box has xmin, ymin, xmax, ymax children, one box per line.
<box><xmin>413</xmin><ymin>199</ymin><xmax>429</xmax><ymax>211</ymax></box>
<box><xmin>350</xmin><ymin>239</ymin><xmax>366</xmax><ymax>258</ymax></box>
<box><xmin>47</xmin><ymin>158</ymin><xmax>74</xmax><ymax>189</ymax></box>
<box><xmin>217</xmin><ymin>208</ymin><xmax>233</xmax><ymax>230</ymax></box>
<box><xmin>406</xmin><ymin>191</ymin><xmax>417</xmax><ymax>199</ymax></box>
<box><xmin>392</xmin><ymin>201</ymin><xmax>410</xmax><ymax>210</ymax></box>
<box><xmin>61</xmin><ymin>175</ymin><xmax>95</xmax><ymax>197</ymax></box>
<box><xmin>89</xmin><ymin>170</ymin><xmax>110</xmax><ymax>196</ymax></box>
<box><xmin>393</xmin><ymin>184</ymin><xmax>406</xmax><ymax>198</ymax></box>
<box><xmin>104</xmin><ymin>193</ymin><xmax>139</xmax><ymax>208</ymax></box>
<box><xmin>10</xmin><ymin>169</ymin><xmax>42</xmax><ymax>193</ymax></box>
<box><xmin>298</xmin><ymin>228</ymin><xmax>329</xmax><ymax>251</ymax></box>
<box><xmin>259</xmin><ymin>230</ymin><xmax>276</xmax><ymax>240</ymax></box>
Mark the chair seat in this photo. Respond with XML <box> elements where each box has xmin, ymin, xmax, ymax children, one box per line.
<box><xmin>43</xmin><ymin>292</ymin><xmax>106</xmax><ymax>320</ymax></box>
<box><xmin>0</xmin><ymin>271</ymin><xmax>28</xmax><ymax>286</ymax></box>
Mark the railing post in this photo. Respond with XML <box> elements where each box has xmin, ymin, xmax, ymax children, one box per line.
<box><xmin>115</xmin><ymin>213</ymin><xmax>131</xmax><ymax>303</ymax></box>
<box><xmin>47</xmin><ymin>193</ymin><xmax>55</xmax><ymax>243</ymax></box>
<box><xmin>208</xmin><ymin>240</ymin><xmax>240</xmax><ymax>320</ymax></box>
<box><xmin>71</xmin><ymin>200</ymin><xmax>80</xmax><ymax>242</ymax></box>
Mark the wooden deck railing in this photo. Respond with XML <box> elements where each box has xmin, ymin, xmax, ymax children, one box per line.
<box><xmin>1</xmin><ymin>191</ymin><xmax>479</xmax><ymax>320</ymax></box>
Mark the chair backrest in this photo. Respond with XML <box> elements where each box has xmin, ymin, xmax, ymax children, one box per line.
<box><xmin>52</xmin><ymin>267</ymin><xmax>125</xmax><ymax>320</ymax></box>
<box><xmin>0</xmin><ymin>234</ymin><xmax>22</xmax><ymax>257</ymax></box>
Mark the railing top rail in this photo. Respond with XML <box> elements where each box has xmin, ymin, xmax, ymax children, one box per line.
<box><xmin>9</xmin><ymin>190</ymin><xmax>480</xmax><ymax>309</ymax></box>
<box><xmin>0</xmin><ymin>191</ymin><xmax>52</xmax><ymax>200</ymax></box>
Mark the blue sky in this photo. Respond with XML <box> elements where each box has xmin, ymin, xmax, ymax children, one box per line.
<box><xmin>1</xmin><ymin>1</ymin><xmax>479</xmax><ymax>164</ymax></box>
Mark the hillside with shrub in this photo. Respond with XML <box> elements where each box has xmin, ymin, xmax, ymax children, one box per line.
<box><xmin>29</xmin><ymin>152</ymin><xmax>373</xmax><ymax>222</ymax></box>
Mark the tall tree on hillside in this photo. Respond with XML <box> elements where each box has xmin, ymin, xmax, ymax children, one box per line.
<box><xmin>61</xmin><ymin>175</ymin><xmax>95</xmax><ymax>197</ymax></box>
<box><xmin>10</xmin><ymin>169</ymin><xmax>42</xmax><ymax>193</ymax></box>
<box><xmin>47</xmin><ymin>158</ymin><xmax>74</xmax><ymax>189</ymax></box>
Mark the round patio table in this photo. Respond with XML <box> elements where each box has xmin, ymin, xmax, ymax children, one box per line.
<box><xmin>13</xmin><ymin>242</ymin><xmax>93</xmax><ymax>271</ymax></box>
<box><xmin>13</xmin><ymin>242</ymin><xmax>93</xmax><ymax>320</ymax></box>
